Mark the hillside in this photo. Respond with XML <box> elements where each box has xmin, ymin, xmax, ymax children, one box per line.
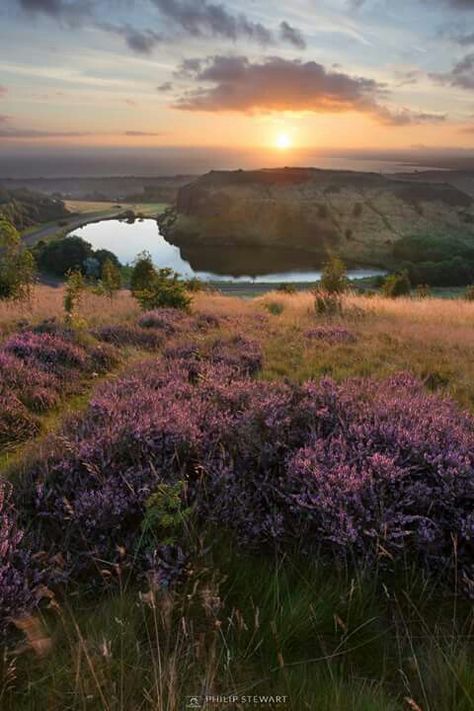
<box><xmin>0</xmin><ymin>287</ymin><xmax>473</xmax><ymax>709</ymax></box>
<box><xmin>0</xmin><ymin>187</ymin><xmax>69</xmax><ymax>231</ymax></box>
<box><xmin>164</xmin><ymin>168</ymin><xmax>474</xmax><ymax>272</ymax></box>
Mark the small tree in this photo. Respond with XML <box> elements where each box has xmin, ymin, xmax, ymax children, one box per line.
<box><xmin>101</xmin><ymin>258</ymin><xmax>122</xmax><ymax>298</ymax></box>
<box><xmin>416</xmin><ymin>283</ymin><xmax>431</xmax><ymax>299</ymax></box>
<box><xmin>130</xmin><ymin>252</ymin><xmax>156</xmax><ymax>294</ymax></box>
<box><xmin>134</xmin><ymin>268</ymin><xmax>191</xmax><ymax>311</ymax></box>
<box><xmin>464</xmin><ymin>285</ymin><xmax>474</xmax><ymax>301</ymax></box>
<box><xmin>64</xmin><ymin>269</ymin><xmax>86</xmax><ymax>326</ymax></box>
<box><xmin>382</xmin><ymin>271</ymin><xmax>411</xmax><ymax>298</ymax></box>
<box><xmin>319</xmin><ymin>256</ymin><xmax>349</xmax><ymax>294</ymax></box>
<box><xmin>0</xmin><ymin>218</ymin><xmax>36</xmax><ymax>302</ymax></box>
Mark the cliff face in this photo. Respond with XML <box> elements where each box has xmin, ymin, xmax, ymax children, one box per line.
<box><xmin>167</xmin><ymin>168</ymin><xmax>474</xmax><ymax>269</ymax></box>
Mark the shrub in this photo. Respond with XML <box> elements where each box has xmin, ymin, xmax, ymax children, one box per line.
<box><xmin>464</xmin><ymin>285</ymin><xmax>474</xmax><ymax>301</ymax></box>
<box><xmin>319</xmin><ymin>256</ymin><xmax>349</xmax><ymax>294</ymax></box>
<box><xmin>130</xmin><ymin>252</ymin><xmax>156</xmax><ymax>294</ymax></box>
<box><xmin>100</xmin><ymin>258</ymin><xmax>122</xmax><ymax>298</ymax></box>
<box><xmin>35</xmin><ymin>236</ymin><xmax>93</xmax><ymax>277</ymax></box>
<box><xmin>313</xmin><ymin>289</ymin><xmax>343</xmax><ymax>317</ymax></box>
<box><xmin>64</xmin><ymin>269</ymin><xmax>87</xmax><ymax>326</ymax></box>
<box><xmin>277</xmin><ymin>283</ymin><xmax>296</xmax><ymax>295</ymax></box>
<box><xmin>416</xmin><ymin>283</ymin><xmax>431</xmax><ymax>299</ymax></box>
<box><xmin>382</xmin><ymin>271</ymin><xmax>411</xmax><ymax>298</ymax></box>
<box><xmin>134</xmin><ymin>268</ymin><xmax>192</xmax><ymax>311</ymax></box>
<box><xmin>0</xmin><ymin>219</ymin><xmax>36</xmax><ymax>302</ymax></box>
<box><xmin>265</xmin><ymin>302</ymin><xmax>284</xmax><ymax>316</ymax></box>
<box><xmin>193</xmin><ymin>312</ymin><xmax>221</xmax><ymax>331</ymax></box>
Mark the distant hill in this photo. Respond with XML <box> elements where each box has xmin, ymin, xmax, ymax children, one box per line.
<box><xmin>0</xmin><ymin>187</ymin><xmax>69</xmax><ymax>231</ymax></box>
<box><xmin>0</xmin><ymin>175</ymin><xmax>197</xmax><ymax>204</ymax></box>
<box><xmin>163</xmin><ymin>168</ymin><xmax>474</xmax><ymax>274</ymax></box>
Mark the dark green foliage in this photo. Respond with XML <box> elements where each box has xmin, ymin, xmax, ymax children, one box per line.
<box><xmin>465</xmin><ymin>285</ymin><xmax>474</xmax><ymax>301</ymax></box>
<box><xmin>277</xmin><ymin>282</ymin><xmax>296</xmax><ymax>294</ymax></box>
<box><xmin>382</xmin><ymin>271</ymin><xmax>411</xmax><ymax>298</ymax></box>
<box><xmin>0</xmin><ymin>188</ymin><xmax>69</xmax><ymax>231</ymax></box>
<box><xmin>416</xmin><ymin>283</ymin><xmax>431</xmax><ymax>299</ymax></box>
<box><xmin>394</xmin><ymin>234</ymin><xmax>474</xmax><ymax>286</ymax></box>
<box><xmin>319</xmin><ymin>256</ymin><xmax>349</xmax><ymax>294</ymax></box>
<box><xmin>0</xmin><ymin>218</ymin><xmax>36</xmax><ymax>301</ymax></box>
<box><xmin>100</xmin><ymin>258</ymin><xmax>122</xmax><ymax>298</ymax></box>
<box><xmin>34</xmin><ymin>237</ymin><xmax>122</xmax><ymax>279</ymax></box>
<box><xmin>265</xmin><ymin>301</ymin><xmax>284</xmax><ymax>316</ymax></box>
<box><xmin>130</xmin><ymin>251</ymin><xmax>156</xmax><ymax>294</ymax></box>
<box><xmin>35</xmin><ymin>236</ymin><xmax>93</xmax><ymax>277</ymax></box>
<box><xmin>134</xmin><ymin>268</ymin><xmax>192</xmax><ymax>311</ymax></box>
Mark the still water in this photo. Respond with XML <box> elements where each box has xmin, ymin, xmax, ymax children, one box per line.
<box><xmin>70</xmin><ymin>218</ymin><xmax>384</xmax><ymax>283</ymax></box>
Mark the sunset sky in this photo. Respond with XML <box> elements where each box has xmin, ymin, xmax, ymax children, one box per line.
<box><xmin>0</xmin><ymin>0</ymin><xmax>473</xmax><ymax>156</ymax></box>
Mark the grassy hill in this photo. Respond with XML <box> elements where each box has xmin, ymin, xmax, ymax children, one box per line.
<box><xmin>165</xmin><ymin>168</ymin><xmax>474</xmax><ymax>282</ymax></box>
<box><xmin>0</xmin><ymin>287</ymin><xmax>472</xmax><ymax>709</ymax></box>
<box><xmin>0</xmin><ymin>187</ymin><xmax>70</xmax><ymax>231</ymax></box>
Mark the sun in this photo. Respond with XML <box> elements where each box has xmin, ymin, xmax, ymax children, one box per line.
<box><xmin>275</xmin><ymin>132</ymin><xmax>292</xmax><ymax>150</ymax></box>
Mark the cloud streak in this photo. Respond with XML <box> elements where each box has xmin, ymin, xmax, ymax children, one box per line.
<box><xmin>173</xmin><ymin>55</ymin><xmax>445</xmax><ymax>126</ymax></box>
<box><xmin>431</xmin><ymin>52</ymin><xmax>474</xmax><ymax>89</ymax></box>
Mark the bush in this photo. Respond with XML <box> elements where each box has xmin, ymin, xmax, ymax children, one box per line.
<box><xmin>134</xmin><ymin>268</ymin><xmax>192</xmax><ymax>311</ymax></box>
<box><xmin>416</xmin><ymin>283</ymin><xmax>431</xmax><ymax>299</ymax></box>
<box><xmin>465</xmin><ymin>285</ymin><xmax>474</xmax><ymax>301</ymax></box>
<box><xmin>265</xmin><ymin>302</ymin><xmax>284</xmax><ymax>316</ymax></box>
<box><xmin>277</xmin><ymin>283</ymin><xmax>297</xmax><ymax>295</ymax></box>
<box><xmin>138</xmin><ymin>308</ymin><xmax>190</xmax><ymax>334</ymax></box>
<box><xmin>130</xmin><ymin>252</ymin><xmax>156</xmax><ymax>294</ymax></box>
<box><xmin>382</xmin><ymin>271</ymin><xmax>411</xmax><ymax>298</ymax></box>
<box><xmin>35</xmin><ymin>236</ymin><xmax>93</xmax><ymax>277</ymax></box>
<box><xmin>313</xmin><ymin>289</ymin><xmax>343</xmax><ymax>317</ymax></box>
<box><xmin>94</xmin><ymin>325</ymin><xmax>163</xmax><ymax>350</ymax></box>
<box><xmin>100</xmin><ymin>258</ymin><xmax>122</xmax><ymax>298</ymax></box>
<box><xmin>0</xmin><ymin>219</ymin><xmax>36</xmax><ymax>302</ymax></box>
<box><xmin>319</xmin><ymin>256</ymin><xmax>349</xmax><ymax>294</ymax></box>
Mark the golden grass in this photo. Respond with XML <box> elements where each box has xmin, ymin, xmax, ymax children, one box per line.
<box><xmin>0</xmin><ymin>286</ymin><xmax>139</xmax><ymax>337</ymax></box>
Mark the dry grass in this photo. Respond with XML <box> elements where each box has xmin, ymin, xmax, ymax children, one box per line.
<box><xmin>0</xmin><ymin>286</ymin><xmax>139</xmax><ymax>338</ymax></box>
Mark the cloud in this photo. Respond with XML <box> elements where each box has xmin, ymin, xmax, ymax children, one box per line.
<box><xmin>18</xmin><ymin>0</ymin><xmax>93</xmax><ymax>23</ymax></box>
<box><xmin>0</xmin><ymin>115</ymin><xmax>10</xmax><ymax>124</ymax></box>
<box><xmin>431</xmin><ymin>52</ymin><xmax>474</xmax><ymax>89</ymax></box>
<box><xmin>460</xmin><ymin>124</ymin><xmax>474</xmax><ymax>132</ymax></box>
<box><xmin>172</xmin><ymin>55</ymin><xmax>444</xmax><ymax>125</ymax></box>
<box><xmin>99</xmin><ymin>23</ymin><xmax>163</xmax><ymax>54</ymax></box>
<box><xmin>393</xmin><ymin>69</ymin><xmax>422</xmax><ymax>87</ymax></box>
<box><xmin>123</xmin><ymin>130</ymin><xmax>163</xmax><ymax>136</ymax></box>
<box><xmin>0</xmin><ymin>86</ymin><xmax>7</xmax><ymax>97</ymax></box>
<box><xmin>157</xmin><ymin>82</ymin><xmax>173</xmax><ymax>91</ymax></box>
<box><xmin>452</xmin><ymin>32</ymin><xmax>474</xmax><ymax>45</ymax></box>
<box><xmin>150</xmin><ymin>0</ymin><xmax>273</xmax><ymax>44</ymax></box>
<box><xmin>279</xmin><ymin>21</ymin><xmax>306</xmax><ymax>49</ymax></box>
<box><xmin>0</xmin><ymin>128</ymin><xmax>92</xmax><ymax>137</ymax></box>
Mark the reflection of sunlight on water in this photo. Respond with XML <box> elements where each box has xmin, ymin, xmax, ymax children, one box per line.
<box><xmin>70</xmin><ymin>219</ymin><xmax>385</xmax><ymax>283</ymax></box>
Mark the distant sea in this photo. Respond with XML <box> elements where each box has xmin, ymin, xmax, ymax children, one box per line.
<box><xmin>0</xmin><ymin>145</ymin><xmax>472</xmax><ymax>179</ymax></box>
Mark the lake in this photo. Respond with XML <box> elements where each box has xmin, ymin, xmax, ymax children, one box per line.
<box><xmin>70</xmin><ymin>218</ymin><xmax>385</xmax><ymax>283</ymax></box>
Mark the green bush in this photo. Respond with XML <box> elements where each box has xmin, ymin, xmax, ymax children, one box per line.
<box><xmin>130</xmin><ymin>252</ymin><xmax>156</xmax><ymax>294</ymax></box>
<box><xmin>265</xmin><ymin>302</ymin><xmax>284</xmax><ymax>316</ymax></box>
<box><xmin>0</xmin><ymin>218</ymin><xmax>36</xmax><ymax>301</ymax></box>
<box><xmin>313</xmin><ymin>289</ymin><xmax>343</xmax><ymax>316</ymax></box>
<box><xmin>319</xmin><ymin>256</ymin><xmax>349</xmax><ymax>294</ymax></box>
<box><xmin>464</xmin><ymin>285</ymin><xmax>474</xmax><ymax>301</ymax></box>
<box><xmin>134</xmin><ymin>268</ymin><xmax>192</xmax><ymax>311</ymax></box>
<box><xmin>382</xmin><ymin>271</ymin><xmax>411</xmax><ymax>298</ymax></box>
<box><xmin>100</xmin><ymin>258</ymin><xmax>122</xmax><ymax>298</ymax></box>
<box><xmin>277</xmin><ymin>283</ymin><xmax>296</xmax><ymax>295</ymax></box>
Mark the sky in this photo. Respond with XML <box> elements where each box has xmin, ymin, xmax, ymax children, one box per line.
<box><xmin>0</xmin><ymin>0</ymin><xmax>473</xmax><ymax>166</ymax></box>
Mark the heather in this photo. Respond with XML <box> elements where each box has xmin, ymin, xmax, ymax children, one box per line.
<box><xmin>0</xmin><ymin>291</ymin><xmax>473</xmax><ymax>709</ymax></box>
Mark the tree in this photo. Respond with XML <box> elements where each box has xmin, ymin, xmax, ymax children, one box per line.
<box><xmin>35</xmin><ymin>236</ymin><xmax>93</xmax><ymax>277</ymax></box>
<box><xmin>319</xmin><ymin>256</ymin><xmax>349</xmax><ymax>294</ymax></box>
<box><xmin>382</xmin><ymin>271</ymin><xmax>411</xmax><ymax>298</ymax></box>
<box><xmin>101</xmin><ymin>258</ymin><xmax>122</xmax><ymax>299</ymax></box>
<box><xmin>0</xmin><ymin>218</ymin><xmax>36</xmax><ymax>301</ymax></box>
<box><xmin>130</xmin><ymin>252</ymin><xmax>157</xmax><ymax>294</ymax></box>
<box><xmin>133</xmin><ymin>268</ymin><xmax>191</xmax><ymax>311</ymax></box>
<box><xmin>64</xmin><ymin>269</ymin><xmax>86</xmax><ymax>326</ymax></box>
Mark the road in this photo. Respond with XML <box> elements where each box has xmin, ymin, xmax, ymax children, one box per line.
<box><xmin>21</xmin><ymin>209</ymin><xmax>123</xmax><ymax>248</ymax></box>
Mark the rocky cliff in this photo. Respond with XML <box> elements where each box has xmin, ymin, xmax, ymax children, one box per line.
<box><xmin>164</xmin><ymin>168</ymin><xmax>474</xmax><ymax>271</ymax></box>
